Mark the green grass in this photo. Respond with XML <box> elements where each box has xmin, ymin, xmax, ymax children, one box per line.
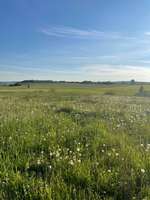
<box><xmin>0</xmin><ymin>84</ymin><xmax>150</xmax><ymax>199</ymax></box>
<box><xmin>1</xmin><ymin>82</ymin><xmax>150</xmax><ymax>96</ymax></box>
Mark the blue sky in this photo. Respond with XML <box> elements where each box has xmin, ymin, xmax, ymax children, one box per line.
<box><xmin>1</xmin><ymin>0</ymin><xmax>150</xmax><ymax>81</ymax></box>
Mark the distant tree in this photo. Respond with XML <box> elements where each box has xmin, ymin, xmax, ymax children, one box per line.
<box><xmin>130</xmin><ymin>79</ymin><xmax>135</xmax><ymax>84</ymax></box>
<box><xmin>9</xmin><ymin>82</ymin><xmax>21</xmax><ymax>87</ymax></box>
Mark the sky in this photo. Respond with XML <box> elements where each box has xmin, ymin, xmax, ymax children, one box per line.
<box><xmin>1</xmin><ymin>0</ymin><xmax>150</xmax><ymax>81</ymax></box>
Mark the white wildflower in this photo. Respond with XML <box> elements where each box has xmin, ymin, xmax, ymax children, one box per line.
<box><xmin>69</xmin><ymin>160</ymin><xmax>74</xmax><ymax>166</ymax></box>
<box><xmin>141</xmin><ymin>169</ymin><xmax>145</xmax><ymax>173</ymax></box>
<box><xmin>37</xmin><ymin>159</ymin><xmax>41</xmax><ymax>165</ymax></box>
<box><xmin>115</xmin><ymin>153</ymin><xmax>119</xmax><ymax>157</ymax></box>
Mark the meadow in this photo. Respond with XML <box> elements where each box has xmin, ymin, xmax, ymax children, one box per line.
<box><xmin>0</xmin><ymin>83</ymin><xmax>150</xmax><ymax>200</ymax></box>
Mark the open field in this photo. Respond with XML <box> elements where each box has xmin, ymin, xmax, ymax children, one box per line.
<box><xmin>0</xmin><ymin>83</ymin><xmax>150</xmax><ymax>199</ymax></box>
<box><xmin>1</xmin><ymin>83</ymin><xmax>150</xmax><ymax>96</ymax></box>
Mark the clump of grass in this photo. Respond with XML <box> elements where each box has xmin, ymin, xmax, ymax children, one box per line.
<box><xmin>104</xmin><ymin>91</ymin><xmax>115</xmax><ymax>95</ymax></box>
<box><xmin>56</xmin><ymin>106</ymin><xmax>74</xmax><ymax>114</ymax></box>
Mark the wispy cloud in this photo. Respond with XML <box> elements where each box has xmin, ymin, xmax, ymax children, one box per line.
<box><xmin>1</xmin><ymin>63</ymin><xmax>150</xmax><ymax>82</ymax></box>
<box><xmin>138</xmin><ymin>60</ymin><xmax>150</xmax><ymax>64</ymax></box>
<box><xmin>0</xmin><ymin>64</ymin><xmax>81</xmax><ymax>81</ymax></box>
<box><xmin>144</xmin><ymin>32</ymin><xmax>150</xmax><ymax>36</ymax></box>
<box><xmin>82</xmin><ymin>64</ymin><xmax>150</xmax><ymax>81</ymax></box>
<box><xmin>40</xmin><ymin>26</ymin><xmax>134</xmax><ymax>40</ymax></box>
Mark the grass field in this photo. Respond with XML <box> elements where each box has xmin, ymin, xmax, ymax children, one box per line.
<box><xmin>0</xmin><ymin>83</ymin><xmax>150</xmax><ymax>200</ymax></box>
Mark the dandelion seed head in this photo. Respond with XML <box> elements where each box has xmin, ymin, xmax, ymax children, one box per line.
<box><xmin>37</xmin><ymin>159</ymin><xmax>41</xmax><ymax>165</ymax></box>
<box><xmin>141</xmin><ymin>169</ymin><xmax>145</xmax><ymax>173</ymax></box>
<box><xmin>69</xmin><ymin>160</ymin><xmax>74</xmax><ymax>166</ymax></box>
<box><xmin>115</xmin><ymin>153</ymin><xmax>119</xmax><ymax>157</ymax></box>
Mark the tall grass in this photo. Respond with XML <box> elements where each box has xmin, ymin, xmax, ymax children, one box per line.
<box><xmin>0</xmin><ymin>86</ymin><xmax>150</xmax><ymax>199</ymax></box>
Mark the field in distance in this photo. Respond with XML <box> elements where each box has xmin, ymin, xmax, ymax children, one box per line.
<box><xmin>0</xmin><ymin>82</ymin><xmax>150</xmax><ymax>96</ymax></box>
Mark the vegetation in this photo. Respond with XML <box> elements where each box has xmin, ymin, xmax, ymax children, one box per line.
<box><xmin>0</xmin><ymin>83</ymin><xmax>150</xmax><ymax>199</ymax></box>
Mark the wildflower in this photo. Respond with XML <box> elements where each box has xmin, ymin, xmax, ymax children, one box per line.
<box><xmin>41</xmin><ymin>151</ymin><xmax>44</xmax><ymax>154</ymax></box>
<box><xmin>85</xmin><ymin>144</ymin><xmax>89</xmax><ymax>147</ymax></box>
<box><xmin>56</xmin><ymin>151</ymin><xmax>60</xmax><ymax>158</ymax></box>
<box><xmin>65</xmin><ymin>155</ymin><xmax>69</xmax><ymax>159</ymax></box>
<box><xmin>49</xmin><ymin>152</ymin><xmax>53</xmax><ymax>156</ymax></box>
<box><xmin>79</xmin><ymin>153</ymin><xmax>82</xmax><ymax>157</ymax></box>
<box><xmin>115</xmin><ymin>153</ymin><xmax>119</xmax><ymax>157</ymax></box>
<box><xmin>37</xmin><ymin>159</ymin><xmax>41</xmax><ymax>165</ymax></box>
<box><xmin>141</xmin><ymin>169</ymin><xmax>145</xmax><ymax>173</ymax></box>
<box><xmin>116</xmin><ymin>124</ymin><xmax>120</xmax><ymax>128</ymax></box>
<box><xmin>69</xmin><ymin>160</ymin><xmax>74</xmax><ymax>166</ymax></box>
<box><xmin>108</xmin><ymin>169</ymin><xmax>111</xmax><ymax>173</ymax></box>
<box><xmin>77</xmin><ymin>148</ymin><xmax>80</xmax><ymax>152</ymax></box>
<box><xmin>147</xmin><ymin>144</ymin><xmax>150</xmax><ymax>150</ymax></box>
<box><xmin>48</xmin><ymin>165</ymin><xmax>52</xmax><ymax>169</ymax></box>
<box><xmin>101</xmin><ymin>149</ymin><xmax>105</xmax><ymax>153</ymax></box>
<box><xmin>73</xmin><ymin>155</ymin><xmax>76</xmax><ymax>160</ymax></box>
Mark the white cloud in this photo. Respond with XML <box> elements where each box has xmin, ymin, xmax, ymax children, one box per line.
<box><xmin>0</xmin><ymin>65</ymin><xmax>81</xmax><ymax>81</ymax></box>
<box><xmin>40</xmin><ymin>26</ymin><xmax>134</xmax><ymax>40</ymax></box>
<box><xmin>137</xmin><ymin>60</ymin><xmax>150</xmax><ymax>64</ymax></box>
<box><xmin>144</xmin><ymin>32</ymin><xmax>150</xmax><ymax>36</ymax></box>
<box><xmin>81</xmin><ymin>64</ymin><xmax>150</xmax><ymax>81</ymax></box>
<box><xmin>1</xmin><ymin>63</ymin><xmax>150</xmax><ymax>82</ymax></box>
